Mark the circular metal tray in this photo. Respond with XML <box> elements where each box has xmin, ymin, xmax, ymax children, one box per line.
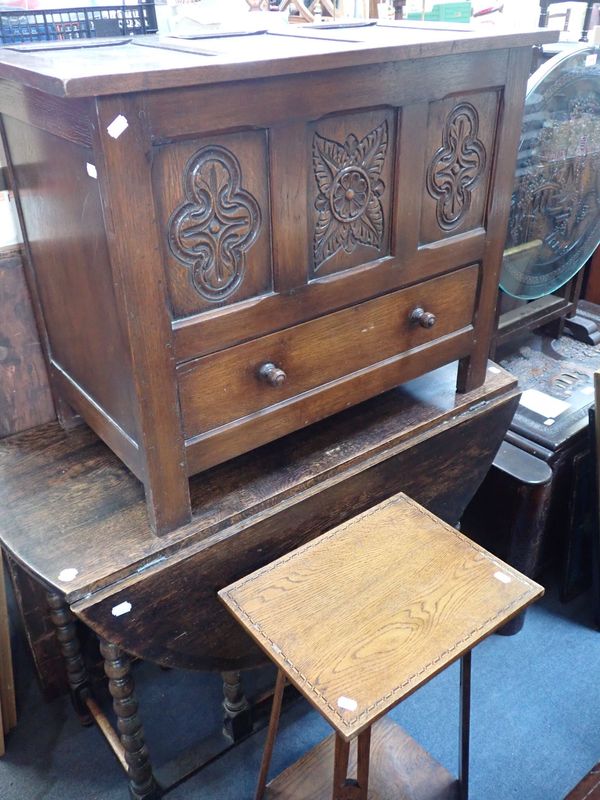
<box><xmin>500</xmin><ymin>45</ymin><xmax>600</xmax><ymax>300</ymax></box>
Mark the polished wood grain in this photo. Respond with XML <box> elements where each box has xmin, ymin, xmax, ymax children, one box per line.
<box><xmin>220</xmin><ymin>493</ymin><xmax>543</xmax><ymax>738</ymax></box>
<box><xmin>0</xmin><ymin>246</ymin><xmax>54</xmax><ymax>437</ymax></box>
<box><xmin>264</xmin><ymin>718</ymin><xmax>458</xmax><ymax>800</ymax></box>
<box><xmin>565</xmin><ymin>764</ymin><xmax>600</xmax><ymax>800</ymax></box>
<box><xmin>154</xmin><ymin>129</ymin><xmax>273</xmax><ymax>319</ymax></box>
<box><xmin>92</xmin><ymin>94</ymin><xmax>191</xmax><ymax>534</ymax></box>
<box><xmin>0</xmin><ymin>24</ymin><xmax>555</xmax><ymax>531</ymax></box>
<box><xmin>184</xmin><ymin>329</ymin><xmax>475</xmax><ymax>475</ymax></box>
<box><xmin>0</xmin><ymin>364</ymin><xmax>519</xmax><ymax>670</ymax></box>
<box><xmin>2</xmin><ymin>123</ymin><xmax>136</xmax><ymax>431</ymax></box>
<box><xmin>0</xmin><ymin>551</ymin><xmax>16</xmax><ymax>755</ymax></box>
<box><xmin>0</xmin><ymin>79</ymin><xmax>92</xmax><ymax>146</ymax></box>
<box><xmin>5</xmin><ymin>555</ymin><xmax>68</xmax><ymax>700</ymax></box>
<box><xmin>76</xmin><ymin>368</ymin><xmax>520</xmax><ymax>670</ymax></box>
<box><xmin>179</xmin><ymin>265</ymin><xmax>478</xmax><ymax>440</ymax></box>
<box><xmin>457</xmin><ymin>46</ymin><xmax>535</xmax><ymax>393</ymax></box>
<box><xmin>420</xmin><ymin>91</ymin><xmax>498</xmax><ymax>246</ymax></box>
<box><xmin>0</xmin><ymin>25</ymin><xmax>556</xmax><ymax>99</ymax></box>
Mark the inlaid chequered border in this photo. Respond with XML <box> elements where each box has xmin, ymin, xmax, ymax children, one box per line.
<box><xmin>220</xmin><ymin>493</ymin><xmax>542</xmax><ymax>734</ymax></box>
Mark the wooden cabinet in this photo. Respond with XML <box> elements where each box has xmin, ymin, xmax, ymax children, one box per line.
<box><xmin>0</xmin><ymin>22</ymin><xmax>556</xmax><ymax>533</ymax></box>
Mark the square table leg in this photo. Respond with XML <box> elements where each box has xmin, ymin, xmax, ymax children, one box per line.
<box><xmin>333</xmin><ymin>727</ymin><xmax>371</xmax><ymax>800</ymax></box>
<box><xmin>256</xmin><ymin>669</ymin><xmax>287</xmax><ymax>800</ymax></box>
<box><xmin>459</xmin><ymin>652</ymin><xmax>472</xmax><ymax>800</ymax></box>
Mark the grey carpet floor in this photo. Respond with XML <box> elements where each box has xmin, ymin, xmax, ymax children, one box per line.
<box><xmin>0</xmin><ymin>572</ymin><xmax>598</xmax><ymax>800</ymax></box>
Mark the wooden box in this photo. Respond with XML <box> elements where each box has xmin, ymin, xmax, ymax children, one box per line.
<box><xmin>0</xmin><ymin>22</ymin><xmax>556</xmax><ymax>533</ymax></box>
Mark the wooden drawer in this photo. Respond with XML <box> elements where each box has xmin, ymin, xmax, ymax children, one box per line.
<box><xmin>178</xmin><ymin>265</ymin><xmax>479</xmax><ymax>439</ymax></box>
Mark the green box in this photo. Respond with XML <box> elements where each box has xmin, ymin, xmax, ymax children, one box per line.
<box><xmin>407</xmin><ymin>2</ymin><xmax>472</xmax><ymax>22</ymax></box>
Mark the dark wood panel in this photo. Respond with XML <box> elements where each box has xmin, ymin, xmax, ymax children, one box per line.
<box><xmin>565</xmin><ymin>764</ymin><xmax>600</xmax><ymax>800</ymax></box>
<box><xmin>92</xmin><ymin>94</ymin><xmax>191</xmax><ymax>534</ymax></box>
<box><xmin>269</xmin><ymin>121</ymin><xmax>310</xmax><ymax>294</ymax></box>
<box><xmin>144</xmin><ymin>50</ymin><xmax>511</xmax><ymax>141</ymax></box>
<box><xmin>420</xmin><ymin>90</ymin><xmax>499</xmax><ymax>245</ymax></box>
<box><xmin>49</xmin><ymin>364</ymin><xmax>143</xmax><ymax>481</ymax></box>
<box><xmin>0</xmin><ymin>26</ymin><xmax>549</xmax><ymax>532</ymax></box>
<box><xmin>265</xmin><ymin>719</ymin><xmax>459</xmax><ymax>800</ymax></box>
<box><xmin>308</xmin><ymin>108</ymin><xmax>396</xmax><ymax>277</ymax></box>
<box><xmin>0</xmin><ymin>364</ymin><xmax>515</xmax><ymax>604</ymax></box>
<box><xmin>179</xmin><ymin>265</ymin><xmax>478</xmax><ymax>434</ymax></box>
<box><xmin>185</xmin><ymin>328</ymin><xmax>475</xmax><ymax>474</ymax></box>
<box><xmin>2</xmin><ymin>118</ymin><xmax>139</xmax><ymax>441</ymax></box>
<box><xmin>0</xmin><ymin>247</ymin><xmax>54</xmax><ymax>437</ymax></box>
<box><xmin>172</xmin><ymin>231</ymin><xmax>485</xmax><ymax>362</ymax></box>
<box><xmin>5</xmin><ymin>554</ymin><xmax>68</xmax><ymax>701</ymax></box>
<box><xmin>72</xmin><ymin>378</ymin><xmax>519</xmax><ymax>670</ymax></box>
<box><xmin>0</xmin><ymin>80</ymin><xmax>92</xmax><ymax>146</ymax></box>
<box><xmin>457</xmin><ymin>46</ymin><xmax>533</xmax><ymax>393</ymax></box>
<box><xmin>153</xmin><ymin>129</ymin><xmax>273</xmax><ymax>319</ymax></box>
<box><xmin>0</xmin><ymin>28</ymin><xmax>556</xmax><ymax>98</ymax></box>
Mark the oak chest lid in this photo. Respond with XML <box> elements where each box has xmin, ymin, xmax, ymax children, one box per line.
<box><xmin>0</xmin><ymin>21</ymin><xmax>557</xmax><ymax>98</ymax></box>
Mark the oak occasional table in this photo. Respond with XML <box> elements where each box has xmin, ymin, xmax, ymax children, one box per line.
<box><xmin>220</xmin><ymin>492</ymin><xmax>544</xmax><ymax>800</ymax></box>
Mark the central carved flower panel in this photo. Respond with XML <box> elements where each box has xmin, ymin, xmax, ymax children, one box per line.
<box><xmin>313</xmin><ymin>121</ymin><xmax>388</xmax><ymax>270</ymax></box>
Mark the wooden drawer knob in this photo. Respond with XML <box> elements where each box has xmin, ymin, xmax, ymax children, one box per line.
<box><xmin>258</xmin><ymin>362</ymin><xmax>287</xmax><ymax>387</ymax></box>
<box><xmin>409</xmin><ymin>307</ymin><xmax>437</xmax><ymax>329</ymax></box>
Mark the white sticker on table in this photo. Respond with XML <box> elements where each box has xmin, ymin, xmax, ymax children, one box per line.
<box><xmin>58</xmin><ymin>568</ymin><xmax>78</xmax><ymax>582</ymax></box>
<box><xmin>107</xmin><ymin>114</ymin><xmax>129</xmax><ymax>139</ymax></box>
<box><xmin>519</xmin><ymin>389</ymin><xmax>570</xmax><ymax>420</ymax></box>
<box><xmin>112</xmin><ymin>601</ymin><xmax>132</xmax><ymax>617</ymax></box>
<box><xmin>337</xmin><ymin>696</ymin><xmax>358</xmax><ymax>711</ymax></box>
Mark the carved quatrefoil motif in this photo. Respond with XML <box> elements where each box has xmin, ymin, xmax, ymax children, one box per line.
<box><xmin>427</xmin><ymin>103</ymin><xmax>486</xmax><ymax>231</ymax></box>
<box><xmin>168</xmin><ymin>145</ymin><xmax>261</xmax><ymax>302</ymax></box>
<box><xmin>313</xmin><ymin>121</ymin><xmax>388</xmax><ymax>270</ymax></box>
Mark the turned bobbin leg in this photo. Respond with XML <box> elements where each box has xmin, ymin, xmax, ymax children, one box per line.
<box><xmin>47</xmin><ymin>590</ymin><xmax>92</xmax><ymax>725</ymax></box>
<box><xmin>221</xmin><ymin>669</ymin><xmax>252</xmax><ymax>741</ymax></box>
<box><xmin>100</xmin><ymin>639</ymin><xmax>160</xmax><ymax>800</ymax></box>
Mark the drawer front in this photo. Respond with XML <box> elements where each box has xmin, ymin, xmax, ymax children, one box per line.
<box><xmin>178</xmin><ymin>265</ymin><xmax>479</xmax><ymax>438</ymax></box>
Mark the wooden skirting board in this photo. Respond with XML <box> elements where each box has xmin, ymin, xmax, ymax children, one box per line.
<box><xmin>564</xmin><ymin>764</ymin><xmax>600</xmax><ymax>800</ymax></box>
<box><xmin>0</xmin><ymin>549</ymin><xmax>17</xmax><ymax>755</ymax></box>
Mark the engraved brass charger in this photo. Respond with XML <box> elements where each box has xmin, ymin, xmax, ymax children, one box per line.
<box><xmin>500</xmin><ymin>45</ymin><xmax>600</xmax><ymax>300</ymax></box>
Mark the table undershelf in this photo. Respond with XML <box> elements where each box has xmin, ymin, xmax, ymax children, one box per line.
<box><xmin>266</xmin><ymin>718</ymin><xmax>458</xmax><ymax>800</ymax></box>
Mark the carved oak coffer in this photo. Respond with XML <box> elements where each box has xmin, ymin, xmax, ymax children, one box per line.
<box><xmin>0</xmin><ymin>23</ymin><xmax>556</xmax><ymax>533</ymax></box>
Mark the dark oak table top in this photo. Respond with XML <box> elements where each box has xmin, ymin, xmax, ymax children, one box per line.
<box><xmin>219</xmin><ymin>492</ymin><xmax>543</xmax><ymax>740</ymax></box>
<box><xmin>0</xmin><ymin>362</ymin><xmax>516</xmax><ymax>606</ymax></box>
<box><xmin>0</xmin><ymin>21</ymin><xmax>557</xmax><ymax>97</ymax></box>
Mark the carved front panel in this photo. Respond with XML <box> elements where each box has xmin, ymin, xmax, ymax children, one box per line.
<box><xmin>420</xmin><ymin>92</ymin><xmax>499</xmax><ymax>245</ymax></box>
<box><xmin>154</xmin><ymin>130</ymin><xmax>272</xmax><ymax>319</ymax></box>
<box><xmin>309</xmin><ymin>109</ymin><xmax>395</xmax><ymax>278</ymax></box>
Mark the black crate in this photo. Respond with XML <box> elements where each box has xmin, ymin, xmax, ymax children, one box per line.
<box><xmin>0</xmin><ymin>2</ymin><xmax>157</xmax><ymax>44</ymax></box>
